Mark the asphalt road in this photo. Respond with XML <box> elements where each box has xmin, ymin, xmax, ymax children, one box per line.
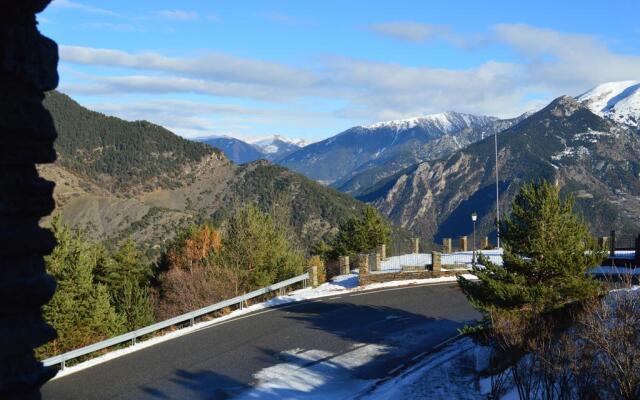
<box><xmin>42</xmin><ymin>282</ymin><xmax>480</xmax><ymax>400</ymax></box>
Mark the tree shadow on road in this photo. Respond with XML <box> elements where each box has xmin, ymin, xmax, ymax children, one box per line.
<box><xmin>139</xmin><ymin>288</ymin><xmax>479</xmax><ymax>399</ymax></box>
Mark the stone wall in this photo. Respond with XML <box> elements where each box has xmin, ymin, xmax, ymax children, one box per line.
<box><xmin>0</xmin><ymin>1</ymin><xmax>59</xmax><ymax>398</ymax></box>
<box><xmin>359</xmin><ymin>269</ymin><xmax>466</xmax><ymax>286</ymax></box>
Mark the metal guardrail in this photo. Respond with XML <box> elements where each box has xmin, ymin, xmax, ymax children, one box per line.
<box><xmin>42</xmin><ymin>271</ymin><xmax>310</xmax><ymax>369</ymax></box>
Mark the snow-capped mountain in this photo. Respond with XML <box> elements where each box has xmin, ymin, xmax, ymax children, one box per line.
<box><xmin>577</xmin><ymin>80</ymin><xmax>640</xmax><ymax>130</ymax></box>
<box><xmin>277</xmin><ymin>111</ymin><xmax>528</xmax><ymax>186</ymax></box>
<box><xmin>249</xmin><ymin>135</ymin><xmax>308</xmax><ymax>160</ymax></box>
<box><xmin>363</xmin><ymin>112</ymin><xmax>497</xmax><ymax>135</ymax></box>
<box><xmin>196</xmin><ymin>134</ymin><xmax>307</xmax><ymax>163</ymax></box>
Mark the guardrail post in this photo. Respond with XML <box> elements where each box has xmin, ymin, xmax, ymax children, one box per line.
<box><xmin>442</xmin><ymin>238</ymin><xmax>452</xmax><ymax>253</ymax></box>
<box><xmin>610</xmin><ymin>230</ymin><xmax>616</xmax><ymax>258</ymax></box>
<box><xmin>459</xmin><ymin>236</ymin><xmax>468</xmax><ymax>252</ymax></box>
<box><xmin>61</xmin><ymin>359</ymin><xmax>66</xmax><ymax>371</ymax></box>
<box><xmin>190</xmin><ymin>317</ymin><xmax>195</xmax><ymax>327</ymax></box>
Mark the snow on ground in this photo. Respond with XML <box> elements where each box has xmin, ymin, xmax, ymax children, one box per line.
<box><xmin>50</xmin><ymin>273</ymin><xmax>475</xmax><ymax>380</ymax></box>
<box><xmin>365</xmin><ymin>285</ymin><xmax>640</xmax><ymax>399</ymax></box>
<box><xmin>235</xmin><ymin>344</ymin><xmax>388</xmax><ymax>400</ymax></box>
<box><xmin>380</xmin><ymin>249</ymin><xmax>503</xmax><ymax>272</ymax></box>
<box><xmin>361</xmin><ymin>337</ymin><xmax>504</xmax><ymax>400</ymax></box>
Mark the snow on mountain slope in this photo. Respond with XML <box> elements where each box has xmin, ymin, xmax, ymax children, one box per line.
<box><xmin>577</xmin><ymin>80</ymin><xmax>640</xmax><ymax>129</ymax></box>
<box><xmin>250</xmin><ymin>134</ymin><xmax>308</xmax><ymax>160</ymax></box>
<box><xmin>363</xmin><ymin>112</ymin><xmax>497</xmax><ymax>134</ymax></box>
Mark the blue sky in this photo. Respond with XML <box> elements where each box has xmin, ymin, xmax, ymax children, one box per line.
<box><xmin>40</xmin><ymin>0</ymin><xmax>640</xmax><ymax>142</ymax></box>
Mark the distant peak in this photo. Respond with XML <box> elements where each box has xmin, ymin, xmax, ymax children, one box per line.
<box><xmin>362</xmin><ymin>111</ymin><xmax>495</xmax><ymax>132</ymax></box>
<box><xmin>577</xmin><ymin>80</ymin><xmax>640</xmax><ymax>128</ymax></box>
<box><xmin>545</xmin><ymin>95</ymin><xmax>583</xmax><ymax>117</ymax></box>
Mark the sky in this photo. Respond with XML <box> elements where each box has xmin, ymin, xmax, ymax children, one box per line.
<box><xmin>40</xmin><ymin>0</ymin><xmax>640</xmax><ymax>142</ymax></box>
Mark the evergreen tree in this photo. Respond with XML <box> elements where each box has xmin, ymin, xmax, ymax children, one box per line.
<box><xmin>221</xmin><ymin>205</ymin><xmax>304</xmax><ymax>292</ymax></box>
<box><xmin>329</xmin><ymin>205</ymin><xmax>391</xmax><ymax>258</ymax></box>
<box><xmin>95</xmin><ymin>237</ymin><xmax>150</xmax><ymax>295</ymax></box>
<box><xmin>458</xmin><ymin>180</ymin><xmax>604</xmax><ymax>318</ymax></box>
<box><xmin>39</xmin><ymin>217</ymin><xmax>124</xmax><ymax>357</ymax></box>
<box><xmin>116</xmin><ymin>279</ymin><xmax>155</xmax><ymax>331</ymax></box>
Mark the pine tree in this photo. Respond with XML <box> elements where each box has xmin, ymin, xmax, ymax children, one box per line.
<box><xmin>458</xmin><ymin>180</ymin><xmax>604</xmax><ymax>318</ymax></box>
<box><xmin>95</xmin><ymin>237</ymin><xmax>150</xmax><ymax>295</ymax></box>
<box><xmin>329</xmin><ymin>205</ymin><xmax>391</xmax><ymax>258</ymax></box>
<box><xmin>38</xmin><ymin>217</ymin><xmax>124</xmax><ymax>357</ymax></box>
<box><xmin>117</xmin><ymin>279</ymin><xmax>155</xmax><ymax>331</ymax></box>
<box><xmin>221</xmin><ymin>205</ymin><xmax>304</xmax><ymax>292</ymax></box>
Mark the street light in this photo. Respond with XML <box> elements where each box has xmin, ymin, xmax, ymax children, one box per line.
<box><xmin>471</xmin><ymin>212</ymin><xmax>477</xmax><ymax>267</ymax></box>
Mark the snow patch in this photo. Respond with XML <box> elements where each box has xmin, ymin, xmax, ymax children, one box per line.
<box><xmin>48</xmin><ymin>273</ymin><xmax>470</xmax><ymax>380</ymax></box>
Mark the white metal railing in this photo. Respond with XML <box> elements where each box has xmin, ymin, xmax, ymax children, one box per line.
<box><xmin>42</xmin><ymin>271</ymin><xmax>310</xmax><ymax>369</ymax></box>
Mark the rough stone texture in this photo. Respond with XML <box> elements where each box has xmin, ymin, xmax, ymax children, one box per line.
<box><xmin>0</xmin><ymin>1</ymin><xmax>58</xmax><ymax>398</ymax></box>
<box><xmin>431</xmin><ymin>252</ymin><xmax>442</xmax><ymax>272</ymax></box>
<box><xmin>378</xmin><ymin>244</ymin><xmax>386</xmax><ymax>260</ymax></box>
<box><xmin>369</xmin><ymin>253</ymin><xmax>381</xmax><ymax>272</ymax></box>
<box><xmin>481</xmin><ymin>236</ymin><xmax>490</xmax><ymax>250</ymax></box>
<box><xmin>339</xmin><ymin>256</ymin><xmax>350</xmax><ymax>275</ymax></box>
<box><xmin>598</xmin><ymin>236</ymin><xmax>608</xmax><ymax>249</ymax></box>
<box><xmin>412</xmin><ymin>238</ymin><xmax>420</xmax><ymax>254</ymax></box>
<box><xmin>459</xmin><ymin>236</ymin><xmax>468</xmax><ymax>252</ymax></box>
<box><xmin>359</xmin><ymin>269</ymin><xmax>465</xmax><ymax>286</ymax></box>
<box><xmin>325</xmin><ymin>260</ymin><xmax>340</xmax><ymax>280</ymax></box>
<box><xmin>442</xmin><ymin>238</ymin><xmax>452</xmax><ymax>253</ymax></box>
<box><xmin>308</xmin><ymin>266</ymin><xmax>318</xmax><ymax>288</ymax></box>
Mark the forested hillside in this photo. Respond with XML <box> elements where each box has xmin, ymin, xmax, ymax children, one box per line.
<box><xmin>40</xmin><ymin>92</ymin><xmax>365</xmax><ymax>256</ymax></box>
<box><xmin>44</xmin><ymin>91</ymin><xmax>217</xmax><ymax>194</ymax></box>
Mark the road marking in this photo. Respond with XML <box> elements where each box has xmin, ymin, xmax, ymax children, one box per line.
<box><xmin>388</xmin><ymin>364</ymin><xmax>405</xmax><ymax>375</ymax></box>
<box><xmin>411</xmin><ymin>352</ymin><xmax>427</xmax><ymax>361</ymax></box>
<box><xmin>349</xmin><ymin>281</ymin><xmax>456</xmax><ymax>297</ymax></box>
<box><xmin>328</xmin><ymin>296</ymin><xmax>342</xmax><ymax>300</ymax></box>
<box><xmin>432</xmin><ymin>333</ymin><xmax>463</xmax><ymax>350</ymax></box>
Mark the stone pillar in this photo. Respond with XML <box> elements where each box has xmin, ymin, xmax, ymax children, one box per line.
<box><xmin>460</xmin><ymin>236</ymin><xmax>468</xmax><ymax>252</ymax></box>
<box><xmin>442</xmin><ymin>238</ymin><xmax>452</xmax><ymax>253</ymax></box>
<box><xmin>358</xmin><ymin>253</ymin><xmax>369</xmax><ymax>286</ymax></box>
<box><xmin>309</xmin><ymin>266</ymin><xmax>318</xmax><ymax>287</ymax></box>
<box><xmin>0</xmin><ymin>2</ymin><xmax>59</xmax><ymax>398</ymax></box>
<box><xmin>610</xmin><ymin>230</ymin><xmax>616</xmax><ymax>258</ymax></box>
<box><xmin>431</xmin><ymin>251</ymin><xmax>442</xmax><ymax>272</ymax></box>
<box><xmin>339</xmin><ymin>256</ymin><xmax>350</xmax><ymax>275</ymax></box>
<box><xmin>412</xmin><ymin>238</ymin><xmax>420</xmax><ymax>254</ymax></box>
<box><xmin>481</xmin><ymin>236</ymin><xmax>489</xmax><ymax>250</ymax></box>
<box><xmin>598</xmin><ymin>236</ymin><xmax>608</xmax><ymax>250</ymax></box>
<box><xmin>369</xmin><ymin>252</ymin><xmax>381</xmax><ymax>272</ymax></box>
<box><xmin>378</xmin><ymin>244</ymin><xmax>386</xmax><ymax>260</ymax></box>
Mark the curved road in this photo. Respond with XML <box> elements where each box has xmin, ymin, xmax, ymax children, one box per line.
<box><xmin>42</xmin><ymin>282</ymin><xmax>479</xmax><ymax>399</ymax></box>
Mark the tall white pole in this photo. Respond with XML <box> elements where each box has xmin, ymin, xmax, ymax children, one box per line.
<box><xmin>494</xmin><ymin>131</ymin><xmax>500</xmax><ymax>248</ymax></box>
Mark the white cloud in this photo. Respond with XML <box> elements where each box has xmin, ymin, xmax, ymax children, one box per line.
<box><xmin>157</xmin><ymin>10</ymin><xmax>200</xmax><ymax>21</ymax></box>
<box><xmin>60</xmin><ymin>46</ymin><xmax>316</xmax><ymax>88</ymax></box>
<box><xmin>57</xmin><ymin>24</ymin><xmax>640</xmax><ymax>134</ymax></box>
<box><xmin>368</xmin><ymin>22</ymin><xmax>452</xmax><ymax>43</ymax></box>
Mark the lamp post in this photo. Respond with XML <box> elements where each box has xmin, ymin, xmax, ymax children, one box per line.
<box><xmin>494</xmin><ymin>131</ymin><xmax>500</xmax><ymax>248</ymax></box>
<box><xmin>471</xmin><ymin>212</ymin><xmax>477</xmax><ymax>267</ymax></box>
